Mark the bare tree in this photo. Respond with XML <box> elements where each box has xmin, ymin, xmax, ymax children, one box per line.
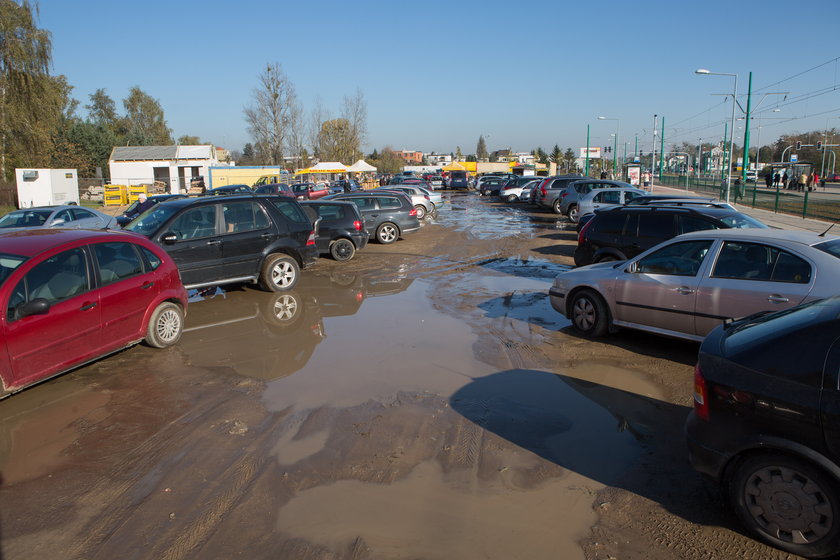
<box><xmin>340</xmin><ymin>89</ymin><xmax>367</xmax><ymax>162</ymax></box>
<box><xmin>244</xmin><ymin>62</ymin><xmax>298</xmax><ymax>166</ymax></box>
<box><xmin>308</xmin><ymin>96</ymin><xmax>330</xmax><ymax>161</ymax></box>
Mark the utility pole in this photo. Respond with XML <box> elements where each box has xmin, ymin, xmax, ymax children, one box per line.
<box><xmin>659</xmin><ymin>116</ymin><xmax>665</xmax><ymax>180</ymax></box>
<box><xmin>585</xmin><ymin>124</ymin><xmax>590</xmax><ymax>177</ymax></box>
<box><xmin>741</xmin><ymin>72</ymin><xmax>752</xmax><ymax>186</ymax></box>
<box><xmin>652</xmin><ymin>114</ymin><xmax>657</xmax><ymax>179</ymax></box>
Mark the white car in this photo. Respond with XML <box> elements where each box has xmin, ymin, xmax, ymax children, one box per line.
<box><xmin>0</xmin><ymin>205</ymin><xmax>117</xmax><ymax>230</ymax></box>
<box><xmin>576</xmin><ymin>187</ymin><xmax>647</xmax><ymax>222</ymax></box>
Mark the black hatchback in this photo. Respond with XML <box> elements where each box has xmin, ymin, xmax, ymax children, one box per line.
<box><xmin>325</xmin><ymin>191</ymin><xmax>420</xmax><ymax>244</ymax></box>
<box><xmin>686</xmin><ymin>296</ymin><xmax>840</xmax><ymax>558</ymax></box>
<box><xmin>574</xmin><ymin>204</ymin><xmax>767</xmax><ymax>266</ymax></box>
<box><xmin>125</xmin><ymin>195</ymin><xmax>318</xmax><ymax>291</ymax></box>
<box><xmin>300</xmin><ymin>200</ymin><xmax>369</xmax><ymax>261</ymax></box>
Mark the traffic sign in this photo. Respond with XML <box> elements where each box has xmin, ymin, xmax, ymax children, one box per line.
<box><xmin>790</xmin><ymin>154</ymin><xmax>798</xmax><ymax>163</ymax></box>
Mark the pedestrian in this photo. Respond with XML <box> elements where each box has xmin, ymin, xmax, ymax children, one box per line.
<box><xmin>798</xmin><ymin>172</ymin><xmax>808</xmax><ymax>192</ymax></box>
<box><xmin>733</xmin><ymin>178</ymin><xmax>744</xmax><ymax>203</ymax></box>
<box><xmin>642</xmin><ymin>171</ymin><xmax>651</xmax><ymax>188</ymax></box>
<box><xmin>812</xmin><ymin>171</ymin><xmax>820</xmax><ymax>191</ymax></box>
<box><xmin>782</xmin><ymin>171</ymin><xmax>789</xmax><ymax>189</ymax></box>
<box><xmin>773</xmin><ymin>172</ymin><xmax>780</xmax><ymax>188</ymax></box>
<box><xmin>600</xmin><ymin>170</ymin><xmax>608</xmax><ymax>179</ymax></box>
<box><xmin>764</xmin><ymin>171</ymin><xmax>772</xmax><ymax>189</ymax></box>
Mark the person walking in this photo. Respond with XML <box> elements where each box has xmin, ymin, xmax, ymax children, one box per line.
<box><xmin>798</xmin><ymin>172</ymin><xmax>808</xmax><ymax>192</ymax></box>
<box><xmin>773</xmin><ymin>171</ymin><xmax>781</xmax><ymax>188</ymax></box>
<box><xmin>764</xmin><ymin>171</ymin><xmax>773</xmax><ymax>189</ymax></box>
<box><xmin>812</xmin><ymin>171</ymin><xmax>820</xmax><ymax>191</ymax></box>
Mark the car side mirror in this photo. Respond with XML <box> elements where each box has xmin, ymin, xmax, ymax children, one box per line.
<box><xmin>161</xmin><ymin>232</ymin><xmax>178</xmax><ymax>244</ymax></box>
<box><xmin>49</xmin><ymin>218</ymin><xmax>65</xmax><ymax>227</ymax></box>
<box><xmin>18</xmin><ymin>298</ymin><xmax>50</xmax><ymax>318</ymax></box>
<box><xmin>625</xmin><ymin>262</ymin><xmax>637</xmax><ymax>273</ymax></box>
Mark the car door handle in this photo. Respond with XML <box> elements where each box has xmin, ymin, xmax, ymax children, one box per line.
<box><xmin>206</xmin><ymin>239</ymin><xmax>221</xmax><ymax>245</ymax></box>
<box><xmin>768</xmin><ymin>295</ymin><xmax>789</xmax><ymax>304</ymax></box>
<box><xmin>261</xmin><ymin>233</ymin><xmax>272</xmax><ymax>239</ymax></box>
<box><xmin>80</xmin><ymin>302</ymin><xmax>97</xmax><ymax>311</ymax></box>
<box><xmin>675</xmin><ymin>287</ymin><xmax>695</xmax><ymax>295</ymax></box>
<box><xmin>141</xmin><ymin>281</ymin><xmax>155</xmax><ymax>290</ymax></box>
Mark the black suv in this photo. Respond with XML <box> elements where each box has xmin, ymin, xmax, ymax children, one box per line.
<box><xmin>125</xmin><ymin>195</ymin><xmax>318</xmax><ymax>291</ymax></box>
<box><xmin>574</xmin><ymin>204</ymin><xmax>767</xmax><ymax>266</ymax></box>
<box><xmin>300</xmin><ymin>200</ymin><xmax>369</xmax><ymax>261</ymax></box>
<box><xmin>686</xmin><ymin>296</ymin><xmax>840</xmax><ymax>558</ymax></box>
<box><xmin>325</xmin><ymin>191</ymin><xmax>420</xmax><ymax>244</ymax></box>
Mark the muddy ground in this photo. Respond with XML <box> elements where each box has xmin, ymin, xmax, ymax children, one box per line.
<box><xmin>0</xmin><ymin>192</ymin><xmax>803</xmax><ymax>559</ymax></box>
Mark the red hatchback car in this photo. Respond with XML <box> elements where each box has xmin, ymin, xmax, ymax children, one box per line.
<box><xmin>0</xmin><ymin>228</ymin><xmax>188</xmax><ymax>397</ymax></box>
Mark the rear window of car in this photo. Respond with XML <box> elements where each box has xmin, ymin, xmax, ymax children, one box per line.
<box><xmin>312</xmin><ymin>204</ymin><xmax>346</xmax><ymax>220</ymax></box>
<box><xmin>814</xmin><ymin>238</ymin><xmax>840</xmax><ymax>259</ymax></box>
<box><xmin>376</xmin><ymin>197</ymin><xmax>402</xmax><ymax>210</ymax></box>
<box><xmin>718</xmin><ymin>213</ymin><xmax>767</xmax><ymax>229</ymax></box>
<box><xmin>270</xmin><ymin>199</ymin><xmax>309</xmax><ymax>224</ymax></box>
<box><xmin>592</xmin><ymin>213</ymin><xmax>626</xmax><ymax>235</ymax></box>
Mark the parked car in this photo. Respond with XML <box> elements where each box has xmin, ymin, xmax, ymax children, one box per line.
<box><xmin>326</xmin><ymin>191</ymin><xmax>420</xmax><ymax>244</ymax></box>
<box><xmin>575</xmin><ymin>196</ymin><xmax>730</xmax><ymax>233</ymax></box>
<box><xmin>574</xmin><ymin>204</ymin><xmax>767</xmax><ymax>266</ymax></box>
<box><xmin>447</xmin><ymin>171</ymin><xmax>470</xmax><ymax>189</ymax></box>
<box><xmin>428</xmin><ymin>176</ymin><xmax>444</xmax><ymax>189</ymax></box>
<box><xmin>476</xmin><ymin>176</ymin><xmax>506</xmax><ymax>196</ymax></box>
<box><xmin>125</xmin><ymin>195</ymin><xmax>318</xmax><ymax>291</ymax></box>
<box><xmin>533</xmin><ymin>175</ymin><xmax>587</xmax><ymax>215</ymax></box>
<box><xmin>0</xmin><ymin>228</ymin><xmax>188</xmax><ymax>397</ymax></box>
<box><xmin>117</xmin><ymin>194</ymin><xmax>187</xmax><ymax>227</ymax></box>
<box><xmin>549</xmin><ymin>229</ymin><xmax>840</xmax><ymax>341</ymax></box>
<box><xmin>686</xmin><ymin>296</ymin><xmax>840</xmax><ymax>558</ymax></box>
<box><xmin>206</xmin><ymin>184</ymin><xmax>254</xmax><ymax>196</ymax></box>
<box><xmin>499</xmin><ymin>177</ymin><xmax>542</xmax><ymax>202</ymax></box>
<box><xmin>0</xmin><ymin>205</ymin><xmax>117</xmax><ymax>230</ymax></box>
<box><xmin>253</xmin><ymin>183</ymin><xmax>294</xmax><ymax>197</ymax></box>
<box><xmin>744</xmin><ymin>170</ymin><xmax>757</xmax><ymax>183</ymax></box>
<box><xmin>575</xmin><ymin>187</ymin><xmax>647</xmax><ymax>222</ymax></box>
<box><xmin>374</xmin><ymin>185</ymin><xmax>435</xmax><ymax>219</ymax></box>
<box><xmin>291</xmin><ymin>182</ymin><xmax>330</xmax><ymax>200</ymax></box>
<box><xmin>300</xmin><ymin>200</ymin><xmax>368</xmax><ymax>261</ymax></box>
<box><xmin>329</xmin><ymin>179</ymin><xmax>361</xmax><ymax>194</ymax></box>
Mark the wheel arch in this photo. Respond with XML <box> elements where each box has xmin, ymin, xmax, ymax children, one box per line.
<box><xmin>565</xmin><ymin>286</ymin><xmax>613</xmax><ymax>326</ymax></box>
<box><xmin>722</xmin><ymin>437</ymin><xmax>840</xmax><ymax>486</ymax></box>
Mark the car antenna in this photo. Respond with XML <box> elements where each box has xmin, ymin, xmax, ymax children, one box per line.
<box><xmin>818</xmin><ymin>223</ymin><xmax>836</xmax><ymax>237</ymax></box>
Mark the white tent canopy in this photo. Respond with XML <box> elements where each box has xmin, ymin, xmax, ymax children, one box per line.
<box><xmin>346</xmin><ymin>159</ymin><xmax>377</xmax><ymax>173</ymax></box>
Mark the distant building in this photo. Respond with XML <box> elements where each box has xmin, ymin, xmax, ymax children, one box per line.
<box><xmin>109</xmin><ymin>145</ymin><xmax>223</xmax><ymax>194</ymax></box>
<box><xmin>424</xmin><ymin>153</ymin><xmax>452</xmax><ymax>166</ymax></box>
<box><xmin>393</xmin><ymin>150</ymin><xmax>423</xmax><ymax>164</ymax></box>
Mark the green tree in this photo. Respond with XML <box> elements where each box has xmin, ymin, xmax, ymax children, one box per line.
<box><xmin>122</xmin><ymin>86</ymin><xmax>172</xmax><ymax>145</ymax></box>
<box><xmin>549</xmin><ymin>144</ymin><xmax>562</xmax><ymax>170</ymax></box>
<box><xmin>0</xmin><ymin>0</ymin><xmax>53</xmax><ymax>178</ymax></box>
<box><xmin>455</xmin><ymin>146</ymin><xmax>462</xmax><ymax>160</ymax></box>
<box><xmin>178</xmin><ymin>135</ymin><xmax>202</xmax><ymax>145</ymax></box>
<box><xmin>476</xmin><ymin>135</ymin><xmax>488</xmax><ymax>160</ymax></box>
<box><xmin>564</xmin><ymin>147</ymin><xmax>576</xmax><ymax>171</ymax></box>
<box><xmin>86</xmin><ymin>88</ymin><xmax>118</xmax><ymax>128</ymax></box>
<box><xmin>369</xmin><ymin>147</ymin><xmax>404</xmax><ymax>174</ymax></box>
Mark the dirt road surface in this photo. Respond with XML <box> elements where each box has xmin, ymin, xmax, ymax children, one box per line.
<box><xmin>0</xmin><ymin>192</ymin><xmax>801</xmax><ymax>559</ymax></box>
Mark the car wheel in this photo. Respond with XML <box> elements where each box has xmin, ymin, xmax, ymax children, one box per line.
<box><xmin>263</xmin><ymin>292</ymin><xmax>302</xmax><ymax>327</ymax></box>
<box><xmin>376</xmin><ymin>222</ymin><xmax>399</xmax><ymax>244</ymax></box>
<box><xmin>259</xmin><ymin>254</ymin><xmax>300</xmax><ymax>292</ymax></box>
<box><xmin>145</xmin><ymin>302</ymin><xmax>184</xmax><ymax>348</ymax></box>
<box><xmin>569</xmin><ymin>289</ymin><xmax>609</xmax><ymax>337</ymax></box>
<box><xmin>506</xmin><ymin>194</ymin><xmax>517</xmax><ymax>202</ymax></box>
<box><xmin>567</xmin><ymin>205</ymin><xmax>579</xmax><ymax>221</ymax></box>
<box><xmin>414</xmin><ymin>205</ymin><xmax>427</xmax><ymax>219</ymax></box>
<box><xmin>552</xmin><ymin>199</ymin><xmax>563</xmax><ymax>214</ymax></box>
<box><xmin>330</xmin><ymin>238</ymin><xmax>356</xmax><ymax>261</ymax></box>
<box><xmin>729</xmin><ymin>453</ymin><xmax>840</xmax><ymax>558</ymax></box>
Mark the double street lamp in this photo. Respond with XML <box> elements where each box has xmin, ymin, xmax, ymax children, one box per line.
<box><xmin>695</xmin><ymin>68</ymin><xmax>738</xmax><ymax>203</ymax></box>
<box><xmin>598</xmin><ymin>116</ymin><xmax>620</xmax><ymax>174</ymax></box>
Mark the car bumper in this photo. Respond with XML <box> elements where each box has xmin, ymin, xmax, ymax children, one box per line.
<box><xmin>548</xmin><ymin>287</ymin><xmax>566</xmax><ymax>315</ymax></box>
<box><xmin>573</xmin><ymin>245</ymin><xmax>594</xmax><ymax>267</ymax></box>
<box><xmin>301</xmin><ymin>246</ymin><xmax>319</xmax><ymax>268</ymax></box>
<box><xmin>684</xmin><ymin>412</ymin><xmax>729</xmax><ymax>482</ymax></box>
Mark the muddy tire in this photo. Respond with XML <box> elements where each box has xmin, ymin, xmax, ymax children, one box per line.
<box><xmin>330</xmin><ymin>238</ymin><xmax>355</xmax><ymax>261</ymax></box>
<box><xmin>729</xmin><ymin>453</ymin><xmax>840</xmax><ymax>558</ymax></box>
<box><xmin>145</xmin><ymin>302</ymin><xmax>183</xmax><ymax>348</ymax></box>
<box><xmin>567</xmin><ymin>205</ymin><xmax>579</xmax><ymax>222</ymax></box>
<box><xmin>569</xmin><ymin>289</ymin><xmax>609</xmax><ymax>337</ymax></box>
<box><xmin>259</xmin><ymin>254</ymin><xmax>300</xmax><ymax>292</ymax></box>
<box><xmin>414</xmin><ymin>205</ymin><xmax>427</xmax><ymax>219</ymax></box>
<box><xmin>376</xmin><ymin>222</ymin><xmax>399</xmax><ymax>244</ymax></box>
<box><xmin>506</xmin><ymin>194</ymin><xmax>517</xmax><ymax>202</ymax></box>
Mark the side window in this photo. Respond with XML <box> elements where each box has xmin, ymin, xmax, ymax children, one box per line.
<box><xmin>597</xmin><ymin>191</ymin><xmax>621</xmax><ymax>204</ymax></box>
<box><xmin>72</xmin><ymin>208</ymin><xmax>96</xmax><ymax>220</ymax></box>
<box><xmin>593</xmin><ymin>213</ymin><xmax>626</xmax><ymax>235</ymax></box>
<box><xmin>169</xmin><ymin>206</ymin><xmax>217</xmax><ymax>240</ymax></box>
<box><xmin>376</xmin><ymin>197</ymin><xmax>402</xmax><ymax>210</ymax></box>
<box><xmin>223</xmin><ymin>201</ymin><xmax>270</xmax><ymax>233</ymax></box>
<box><xmin>53</xmin><ymin>209</ymin><xmax>74</xmax><ymax>224</ymax></box>
<box><xmin>637</xmin><ymin>213</ymin><xmax>675</xmax><ymax>239</ymax></box>
<box><xmin>636</xmin><ymin>240</ymin><xmax>712</xmax><ymax>276</ymax></box>
<box><xmin>771</xmin><ymin>250</ymin><xmax>811</xmax><ymax>284</ymax></box>
<box><xmin>8</xmin><ymin>248</ymin><xmax>90</xmax><ymax>320</ymax></box>
<box><xmin>712</xmin><ymin>242</ymin><xmax>811</xmax><ymax>283</ymax></box>
<box><xmin>679</xmin><ymin>215</ymin><xmax>717</xmax><ymax>234</ymax></box>
<box><xmin>623</xmin><ymin>191</ymin><xmax>641</xmax><ymax>203</ymax></box>
<box><xmin>270</xmin><ymin>199</ymin><xmax>309</xmax><ymax>224</ymax></box>
<box><xmin>140</xmin><ymin>246</ymin><xmax>162</xmax><ymax>270</ymax></box>
<box><xmin>93</xmin><ymin>242</ymin><xmax>143</xmax><ymax>285</ymax></box>
<box><xmin>348</xmin><ymin>197</ymin><xmax>376</xmax><ymax>211</ymax></box>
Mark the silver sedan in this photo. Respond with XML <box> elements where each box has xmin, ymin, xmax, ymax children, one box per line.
<box><xmin>549</xmin><ymin>229</ymin><xmax>840</xmax><ymax>341</ymax></box>
<box><xmin>0</xmin><ymin>205</ymin><xmax>117</xmax><ymax>230</ymax></box>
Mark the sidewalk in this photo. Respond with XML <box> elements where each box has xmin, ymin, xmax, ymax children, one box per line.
<box><xmin>650</xmin><ymin>183</ymin><xmax>836</xmax><ymax>234</ymax></box>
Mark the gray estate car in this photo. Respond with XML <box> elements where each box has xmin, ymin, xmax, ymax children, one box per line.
<box><xmin>537</xmin><ymin>177</ymin><xmax>630</xmax><ymax>219</ymax></box>
<box><xmin>326</xmin><ymin>191</ymin><xmax>421</xmax><ymax>244</ymax></box>
<box><xmin>549</xmin><ymin>229</ymin><xmax>840</xmax><ymax>341</ymax></box>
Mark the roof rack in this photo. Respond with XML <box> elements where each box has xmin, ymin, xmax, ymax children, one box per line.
<box><xmin>637</xmin><ymin>198</ymin><xmax>731</xmax><ymax>208</ymax></box>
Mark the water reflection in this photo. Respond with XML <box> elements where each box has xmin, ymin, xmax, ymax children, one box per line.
<box><xmin>431</xmin><ymin>192</ymin><xmax>559</xmax><ymax>239</ymax></box>
<box><xmin>180</xmin><ymin>272</ymin><xmax>414</xmax><ymax>381</ymax></box>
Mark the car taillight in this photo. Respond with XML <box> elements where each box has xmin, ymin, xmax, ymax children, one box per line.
<box><xmin>578</xmin><ymin>218</ymin><xmax>594</xmax><ymax>244</ymax></box>
<box><xmin>424</xmin><ymin>194</ymin><xmax>430</xmax><ymax>200</ymax></box>
<box><xmin>353</xmin><ymin>220</ymin><xmax>363</xmax><ymax>230</ymax></box>
<box><xmin>409</xmin><ymin>208</ymin><xmax>417</xmax><ymax>216</ymax></box>
<box><xmin>561</xmin><ymin>192</ymin><xmax>568</xmax><ymax>198</ymax></box>
<box><xmin>540</xmin><ymin>181</ymin><xmax>547</xmax><ymax>195</ymax></box>
<box><xmin>306</xmin><ymin>231</ymin><xmax>316</xmax><ymax>246</ymax></box>
<box><xmin>693</xmin><ymin>363</ymin><xmax>709</xmax><ymax>421</ymax></box>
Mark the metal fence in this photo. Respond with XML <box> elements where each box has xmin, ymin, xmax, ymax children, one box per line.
<box><xmin>658</xmin><ymin>173</ymin><xmax>840</xmax><ymax>223</ymax></box>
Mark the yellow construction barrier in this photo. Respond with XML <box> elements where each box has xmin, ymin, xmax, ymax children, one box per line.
<box><xmin>104</xmin><ymin>184</ymin><xmax>127</xmax><ymax>206</ymax></box>
<box><xmin>127</xmin><ymin>185</ymin><xmax>149</xmax><ymax>202</ymax></box>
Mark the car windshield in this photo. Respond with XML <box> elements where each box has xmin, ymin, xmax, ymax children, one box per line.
<box><xmin>0</xmin><ymin>209</ymin><xmax>53</xmax><ymax>228</ymax></box>
<box><xmin>814</xmin><ymin>238</ymin><xmax>840</xmax><ymax>259</ymax></box>
<box><xmin>0</xmin><ymin>252</ymin><xmax>27</xmax><ymax>286</ymax></box>
<box><xmin>125</xmin><ymin>204</ymin><xmax>181</xmax><ymax>237</ymax></box>
<box><xmin>718</xmin><ymin>213</ymin><xmax>767</xmax><ymax>229</ymax></box>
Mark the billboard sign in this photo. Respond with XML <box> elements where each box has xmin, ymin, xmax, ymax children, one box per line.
<box><xmin>580</xmin><ymin>147</ymin><xmax>602</xmax><ymax>159</ymax></box>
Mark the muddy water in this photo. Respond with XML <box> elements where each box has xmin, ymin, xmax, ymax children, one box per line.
<box><xmin>0</xmin><ymin>192</ymin><xmax>675</xmax><ymax>560</ymax></box>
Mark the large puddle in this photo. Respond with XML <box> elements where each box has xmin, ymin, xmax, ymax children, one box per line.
<box><xmin>433</xmin><ymin>192</ymin><xmax>565</xmax><ymax>239</ymax></box>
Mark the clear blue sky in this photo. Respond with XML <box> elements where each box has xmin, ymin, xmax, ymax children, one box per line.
<box><xmin>39</xmin><ymin>0</ymin><xmax>840</xmax><ymax>157</ymax></box>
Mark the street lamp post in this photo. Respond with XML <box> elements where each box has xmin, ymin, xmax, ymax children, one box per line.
<box><xmin>696</xmin><ymin>68</ymin><xmax>738</xmax><ymax>203</ymax></box>
<box><xmin>598</xmin><ymin>116</ymin><xmax>620</xmax><ymax>176</ymax></box>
